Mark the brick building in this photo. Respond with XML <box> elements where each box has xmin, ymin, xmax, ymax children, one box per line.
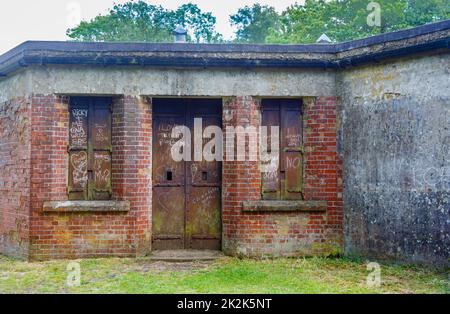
<box><xmin>0</xmin><ymin>21</ymin><xmax>449</xmax><ymax>265</ymax></box>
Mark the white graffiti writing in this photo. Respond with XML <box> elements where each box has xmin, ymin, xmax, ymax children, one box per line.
<box><xmin>286</xmin><ymin>156</ymin><xmax>302</xmax><ymax>169</ymax></box>
<box><xmin>70</xmin><ymin>109</ymin><xmax>88</xmax><ymax>147</ymax></box>
<box><xmin>95</xmin><ymin>123</ymin><xmax>107</xmax><ymax>143</ymax></box>
<box><xmin>71</xmin><ymin>151</ymin><xmax>88</xmax><ymax>188</ymax></box>
<box><xmin>94</xmin><ymin>154</ymin><xmax>111</xmax><ymax>185</ymax></box>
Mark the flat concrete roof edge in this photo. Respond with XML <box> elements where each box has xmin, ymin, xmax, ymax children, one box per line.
<box><xmin>0</xmin><ymin>19</ymin><xmax>449</xmax><ymax>76</ymax></box>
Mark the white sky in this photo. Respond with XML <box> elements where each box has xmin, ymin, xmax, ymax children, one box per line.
<box><xmin>0</xmin><ymin>0</ymin><xmax>305</xmax><ymax>55</ymax></box>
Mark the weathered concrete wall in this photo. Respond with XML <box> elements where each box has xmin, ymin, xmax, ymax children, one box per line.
<box><xmin>338</xmin><ymin>53</ymin><xmax>450</xmax><ymax>266</ymax></box>
<box><xmin>0</xmin><ymin>71</ymin><xmax>31</xmax><ymax>103</ymax></box>
<box><xmin>0</xmin><ymin>97</ymin><xmax>31</xmax><ymax>259</ymax></box>
<box><xmin>0</xmin><ymin>66</ymin><xmax>336</xmax><ymax>102</ymax></box>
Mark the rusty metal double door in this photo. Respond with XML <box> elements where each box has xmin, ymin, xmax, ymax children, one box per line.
<box><xmin>152</xmin><ymin>99</ymin><xmax>222</xmax><ymax>250</ymax></box>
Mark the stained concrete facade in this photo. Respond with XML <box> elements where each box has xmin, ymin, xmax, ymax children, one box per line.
<box><xmin>0</xmin><ymin>66</ymin><xmax>336</xmax><ymax>102</ymax></box>
<box><xmin>0</xmin><ymin>20</ymin><xmax>449</xmax><ymax>265</ymax></box>
<box><xmin>338</xmin><ymin>54</ymin><xmax>450</xmax><ymax>266</ymax></box>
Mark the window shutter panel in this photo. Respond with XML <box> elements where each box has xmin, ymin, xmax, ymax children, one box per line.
<box><xmin>90</xmin><ymin>98</ymin><xmax>112</xmax><ymax>200</ymax></box>
<box><xmin>68</xmin><ymin>99</ymin><xmax>90</xmax><ymax>200</ymax></box>
<box><xmin>261</xmin><ymin>101</ymin><xmax>281</xmax><ymax>200</ymax></box>
<box><xmin>261</xmin><ymin>99</ymin><xmax>304</xmax><ymax>201</ymax></box>
<box><xmin>281</xmin><ymin>100</ymin><xmax>303</xmax><ymax>200</ymax></box>
<box><xmin>68</xmin><ymin>97</ymin><xmax>112</xmax><ymax>200</ymax></box>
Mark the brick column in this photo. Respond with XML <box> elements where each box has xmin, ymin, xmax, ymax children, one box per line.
<box><xmin>222</xmin><ymin>96</ymin><xmax>261</xmax><ymax>256</ymax></box>
<box><xmin>112</xmin><ymin>96</ymin><xmax>152</xmax><ymax>256</ymax></box>
<box><xmin>29</xmin><ymin>94</ymin><xmax>71</xmax><ymax>260</ymax></box>
<box><xmin>303</xmin><ymin>96</ymin><xmax>344</xmax><ymax>251</ymax></box>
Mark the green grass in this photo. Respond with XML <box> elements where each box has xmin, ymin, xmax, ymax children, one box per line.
<box><xmin>0</xmin><ymin>255</ymin><xmax>448</xmax><ymax>294</ymax></box>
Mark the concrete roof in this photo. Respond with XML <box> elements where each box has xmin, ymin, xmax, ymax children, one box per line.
<box><xmin>0</xmin><ymin>20</ymin><xmax>449</xmax><ymax>77</ymax></box>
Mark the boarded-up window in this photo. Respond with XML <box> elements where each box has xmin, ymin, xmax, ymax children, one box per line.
<box><xmin>261</xmin><ymin>99</ymin><xmax>303</xmax><ymax>200</ymax></box>
<box><xmin>68</xmin><ymin>97</ymin><xmax>112</xmax><ymax>200</ymax></box>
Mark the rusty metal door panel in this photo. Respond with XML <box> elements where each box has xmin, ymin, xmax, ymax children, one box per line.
<box><xmin>261</xmin><ymin>99</ymin><xmax>303</xmax><ymax>201</ymax></box>
<box><xmin>153</xmin><ymin>116</ymin><xmax>185</xmax><ymax>186</ymax></box>
<box><xmin>153</xmin><ymin>106</ymin><xmax>186</xmax><ymax>249</ymax></box>
<box><xmin>186</xmin><ymin>186</ymin><xmax>221</xmax><ymax>250</ymax></box>
<box><xmin>152</xmin><ymin>98</ymin><xmax>222</xmax><ymax>250</ymax></box>
<box><xmin>152</xmin><ymin>186</ymin><xmax>186</xmax><ymax>249</ymax></box>
<box><xmin>187</xmin><ymin>110</ymin><xmax>222</xmax><ymax>250</ymax></box>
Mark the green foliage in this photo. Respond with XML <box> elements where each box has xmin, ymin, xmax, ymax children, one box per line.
<box><xmin>230</xmin><ymin>4</ymin><xmax>280</xmax><ymax>43</ymax></box>
<box><xmin>67</xmin><ymin>1</ymin><xmax>221</xmax><ymax>43</ymax></box>
<box><xmin>67</xmin><ymin>0</ymin><xmax>450</xmax><ymax>44</ymax></box>
<box><xmin>265</xmin><ymin>0</ymin><xmax>450</xmax><ymax>44</ymax></box>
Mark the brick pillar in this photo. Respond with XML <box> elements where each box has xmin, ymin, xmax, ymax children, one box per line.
<box><xmin>112</xmin><ymin>96</ymin><xmax>152</xmax><ymax>256</ymax></box>
<box><xmin>303</xmin><ymin>96</ymin><xmax>343</xmax><ymax>251</ymax></box>
<box><xmin>29</xmin><ymin>95</ymin><xmax>70</xmax><ymax>260</ymax></box>
<box><xmin>222</xmin><ymin>96</ymin><xmax>261</xmax><ymax>256</ymax></box>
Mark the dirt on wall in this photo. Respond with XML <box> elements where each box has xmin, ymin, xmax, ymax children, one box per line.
<box><xmin>0</xmin><ymin>97</ymin><xmax>31</xmax><ymax>259</ymax></box>
<box><xmin>339</xmin><ymin>54</ymin><xmax>450</xmax><ymax>267</ymax></box>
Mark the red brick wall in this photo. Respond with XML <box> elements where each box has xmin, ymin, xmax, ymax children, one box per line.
<box><xmin>111</xmin><ymin>96</ymin><xmax>152</xmax><ymax>256</ymax></box>
<box><xmin>2</xmin><ymin>93</ymin><xmax>341</xmax><ymax>260</ymax></box>
<box><xmin>303</xmin><ymin>97</ymin><xmax>343</xmax><ymax>251</ymax></box>
<box><xmin>0</xmin><ymin>97</ymin><xmax>31</xmax><ymax>259</ymax></box>
<box><xmin>28</xmin><ymin>95</ymin><xmax>151</xmax><ymax>260</ymax></box>
<box><xmin>222</xmin><ymin>96</ymin><xmax>343</xmax><ymax>257</ymax></box>
<box><xmin>222</xmin><ymin>96</ymin><xmax>262</xmax><ymax>256</ymax></box>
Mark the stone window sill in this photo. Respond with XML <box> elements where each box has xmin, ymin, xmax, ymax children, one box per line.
<box><xmin>242</xmin><ymin>200</ymin><xmax>327</xmax><ymax>213</ymax></box>
<box><xmin>43</xmin><ymin>201</ymin><xmax>130</xmax><ymax>213</ymax></box>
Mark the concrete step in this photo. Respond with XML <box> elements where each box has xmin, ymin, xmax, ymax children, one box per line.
<box><xmin>148</xmin><ymin>250</ymin><xmax>224</xmax><ymax>262</ymax></box>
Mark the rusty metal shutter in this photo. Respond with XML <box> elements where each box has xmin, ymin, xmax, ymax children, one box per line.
<box><xmin>261</xmin><ymin>99</ymin><xmax>303</xmax><ymax>200</ymax></box>
<box><xmin>68</xmin><ymin>97</ymin><xmax>112</xmax><ymax>200</ymax></box>
<box><xmin>280</xmin><ymin>100</ymin><xmax>303</xmax><ymax>200</ymax></box>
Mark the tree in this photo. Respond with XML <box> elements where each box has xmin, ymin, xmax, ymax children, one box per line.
<box><xmin>265</xmin><ymin>0</ymin><xmax>450</xmax><ymax>44</ymax></box>
<box><xmin>230</xmin><ymin>4</ymin><xmax>280</xmax><ymax>43</ymax></box>
<box><xmin>405</xmin><ymin>0</ymin><xmax>450</xmax><ymax>26</ymax></box>
<box><xmin>266</xmin><ymin>0</ymin><xmax>332</xmax><ymax>44</ymax></box>
<box><xmin>67</xmin><ymin>1</ymin><xmax>222</xmax><ymax>43</ymax></box>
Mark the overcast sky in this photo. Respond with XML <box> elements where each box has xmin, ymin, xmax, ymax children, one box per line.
<box><xmin>0</xmin><ymin>0</ymin><xmax>305</xmax><ymax>54</ymax></box>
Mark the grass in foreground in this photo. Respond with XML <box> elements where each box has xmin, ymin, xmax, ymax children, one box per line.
<box><xmin>0</xmin><ymin>255</ymin><xmax>448</xmax><ymax>294</ymax></box>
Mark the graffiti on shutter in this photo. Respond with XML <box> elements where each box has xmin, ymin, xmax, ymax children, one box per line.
<box><xmin>261</xmin><ymin>99</ymin><xmax>303</xmax><ymax>200</ymax></box>
<box><xmin>261</xmin><ymin>102</ymin><xmax>281</xmax><ymax>200</ymax></box>
<box><xmin>91</xmin><ymin>103</ymin><xmax>112</xmax><ymax>200</ymax></box>
<box><xmin>281</xmin><ymin>100</ymin><xmax>303</xmax><ymax>200</ymax></box>
<box><xmin>68</xmin><ymin>97</ymin><xmax>112</xmax><ymax>200</ymax></box>
<box><xmin>68</xmin><ymin>100</ymin><xmax>89</xmax><ymax>200</ymax></box>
